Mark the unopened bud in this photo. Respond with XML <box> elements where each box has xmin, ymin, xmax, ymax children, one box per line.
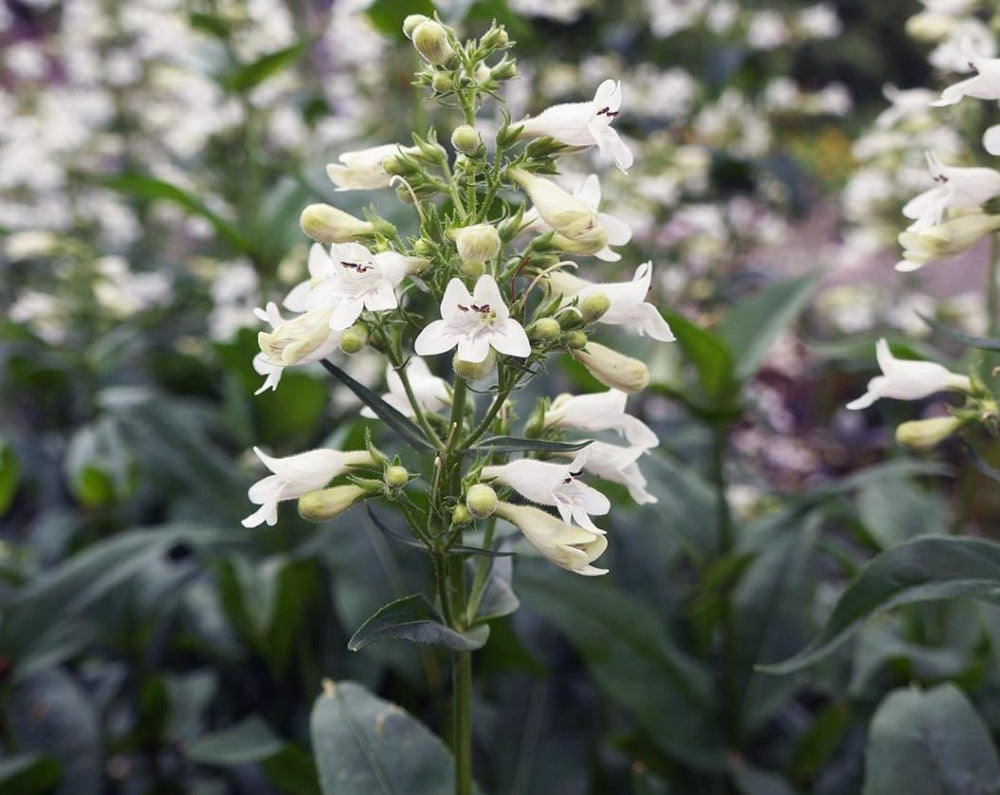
<box><xmin>466</xmin><ymin>484</ymin><xmax>498</xmax><ymax>518</ymax></box>
<box><xmin>508</xmin><ymin>168</ymin><xmax>601</xmax><ymax>241</ymax></box>
<box><xmin>564</xmin><ymin>330</ymin><xmax>588</xmax><ymax>349</ymax></box>
<box><xmin>479</xmin><ymin>25</ymin><xmax>509</xmax><ymax>50</ymax></box>
<box><xmin>572</xmin><ymin>342</ymin><xmax>649</xmax><ymax>392</ymax></box>
<box><xmin>298</xmin><ymin>484</ymin><xmax>368</xmax><ymax>522</ymax></box>
<box><xmin>403</xmin><ymin>14</ymin><xmax>429</xmax><ymax>39</ymax></box>
<box><xmin>895</xmin><ymin>416</ymin><xmax>962</xmax><ymax>450</ymax></box>
<box><xmin>905</xmin><ymin>12</ymin><xmax>952</xmax><ymax>41</ymax></box>
<box><xmin>453</xmin><ymin>348</ymin><xmax>497</xmax><ymax>380</ymax></box>
<box><xmin>339</xmin><ymin>323</ymin><xmax>369</xmax><ymax>354</ymax></box>
<box><xmin>300</xmin><ymin>204</ymin><xmax>376</xmax><ymax>244</ymax></box>
<box><xmin>451</xmin><ymin>125</ymin><xmax>482</xmax><ymax>155</ymax></box>
<box><xmin>432</xmin><ymin>72</ymin><xmax>454</xmax><ymax>92</ymax></box>
<box><xmin>528</xmin><ymin>317</ymin><xmax>561</xmax><ymax>342</ymax></box>
<box><xmin>491</xmin><ymin>57</ymin><xmax>517</xmax><ymax>81</ymax></box>
<box><xmin>385</xmin><ymin>465</ymin><xmax>410</xmax><ymax>488</ymax></box>
<box><xmin>558</xmin><ymin>308</ymin><xmax>584</xmax><ymax>330</ymax></box>
<box><xmin>413</xmin><ymin>21</ymin><xmax>454</xmax><ymax>65</ymax></box>
<box><xmin>452</xmin><ymin>503</ymin><xmax>473</xmax><ymax>525</ymax></box>
<box><xmin>450</xmin><ymin>223</ymin><xmax>501</xmax><ymax>272</ymax></box>
<box><xmin>580</xmin><ymin>293</ymin><xmax>610</xmax><ymax>323</ymax></box>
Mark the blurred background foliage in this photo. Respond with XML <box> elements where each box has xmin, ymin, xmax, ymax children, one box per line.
<box><xmin>5</xmin><ymin>0</ymin><xmax>1000</xmax><ymax>793</ymax></box>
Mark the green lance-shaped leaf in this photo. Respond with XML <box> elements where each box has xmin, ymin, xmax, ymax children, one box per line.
<box><xmin>98</xmin><ymin>173</ymin><xmax>252</xmax><ymax>255</ymax></box>
<box><xmin>221</xmin><ymin>43</ymin><xmax>305</xmax><ymax>93</ymax></box>
<box><xmin>863</xmin><ymin>684</ymin><xmax>1000</xmax><ymax>795</ymax></box>
<box><xmin>310</xmin><ymin>680</ymin><xmax>455</xmax><ymax>795</ymax></box>
<box><xmin>721</xmin><ymin>271</ymin><xmax>819</xmax><ymax>381</ymax></box>
<box><xmin>0</xmin><ymin>438</ymin><xmax>20</xmax><ymax>516</ymax></box>
<box><xmin>662</xmin><ymin>309</ymin><xmax>737</xmax><ymax>404</ymax></box>
<box><xmin>472</xmin><ymin>436</ymin><xmax>593</xmax><ymax>454</ymax></box>
<box><xmin>348</xmin><ymin>594</ymin><xmax>489</xmax><ymax>652</ymax></box>
<box><xmin>761</xmin><ymin>536</ymin><xmax>1000</xmax><ymax>674</ymax></box>
<box><xmin>320</xmin><ymin>360</ymin><xmax>436</xmax><ymax>453</ymax></box>
<box><xmin>919</xmin><ymin>312</ymin><xmax>1000</xmax><ymax>351</ymax></box>
<box><xmin>186</xmin><ymin>715</ymin><xmax>284</xmax><ymax>765</ymax></box>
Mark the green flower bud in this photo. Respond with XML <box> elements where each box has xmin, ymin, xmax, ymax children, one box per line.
<box><xmin>300</xmin><ymin>203</ymin><xmax>375</xmax><ymax>244</ymax></box>
<box><xmin>466</xmin><ymin>484</ymin><xmax>498</xmax><ymax>519</ymax></box>
<box><xmin>579</xmin><ymin>292</ymin><xmax>611</xmax><ymax>324</ymax></box>
<box><xmin>432</xmin><ymin>72</ymin><xmax>454</xmax><ymax>92</ymax></box>
<box><xmin>572</xmin><ymin>342</ymin><xmax>650</xmax><ymax>393</ymax></box>
<box><xmin>895</xmin><ymin>416</ymin><xmax>963</xmax><ymax>450</ymax></box>
<box><xmin>450</xmin><ymin>223</ymin><xmax>501</xmax><ymax>272</ymax></box>
<box><xmin>490</xmin><ymin>57</ymin><xmax>517</xmax><ymax>81</ymax></box>
<box><xmin>452</xmin><ymin>503</ymin><xmax>473</xmax><ymax>525</ymax></box>
<box><xmin>402</xmin><ymin>14</ymin><xmax>429</xmax><ymax>39</ymax></box>
<box><xmin>558</xmin><ymin>308</ymin><xmax>584</xmax><ymax>330</ymax></box>
<box><xmin>451</xmin><ymin>124</ymin><xmax>482</xmax><ymax>155</ymax></box>
<box><xmin>339</xmin><ymin>323</ymin><xmax>369</xmax><ymax>354</ymax></box>
<box><xmin>413</xmin><ymin>20</ymin><xmax>454</xmax><ymax>65</ymax></box>
<box><xmin>385</xmin><ymin>465</ymin><xmax>410</xmax><ymax>488</ymax></box>
<box><xmin>528</xmin><ymin>317</ymin><xmax>561</xmax><ymax>343</ymax></box>
<box><xmin>479</xmin><ymin>25</ymin><xmax>509</xmax><ymax>50</ymax></box>
<box><xmin>453</xmin><ymin>348</ymin><xmax>497</xmax><ymax>380</ymax></box>
<box><xmin>412</xmin><ymin>238</ymin><xmax>434</xmax><ymax>257</ymax></box>
<box><xmin>563</xmin><ymin>330</ymin><xmax>588</xmax><ymax>349</ymax></box>
<box><xmin>298</xmin><ymin>484</ymin><xmax>368</xmax><ymax>522</ymax></box>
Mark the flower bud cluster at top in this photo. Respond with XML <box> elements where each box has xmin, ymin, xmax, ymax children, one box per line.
<box><xmin>241</xmin><ymin>15</ymin><xmax>675</xmax><ymax>586</ymax></box>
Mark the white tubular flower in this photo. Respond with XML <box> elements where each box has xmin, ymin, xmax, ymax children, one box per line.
<box><xmin>932</xmin><ymin>53</ymin><xmax>1000</xmax><ymax>107</ymax></box>
<box><xmin>414</xmin><ymin>275</ymin><xmax>531</xmax><ymax>363</ymax></box>
<box><xmin>573</xmin><ymin>441</ymin><xmax>658</xmax><ymax>505</ymax></box>
<box><xmin>255</xmin><ymin>301</ymin><xmax>341</xmax><ymax>372</ymax></box>
<box><xmin>572</xmin><ymin>342</ymin><xmax>650</xmax><ymax>393</ymax></box>
<box><xmin>846</xmin><ymin>338</ymin><xmax>972</xmax><ymax>410</ymax></box>
<box><xmin>361</xmin><ymin>358</ymin><xmax>451</xmax><ymax>418</ymax></box>
<box><xmin>325</xmin><ymin>144</ymin><xmax>415</xmax><ymax>191</ymax></box>
<box><xmin>481</xmin><ymin>449</ymin><xmax>610</xmax><ymax>531</ymax></box>
<box><xmin>305</xmin><ymin>243</ymin><xmax>424</xmax><ymax>330</ymax></box>
<box><xmin>543</xmin><ymin>389</ymin><xmax>659</xmax><ymax>449</ymax></box>
<box><xmin>494</xmin><ymin>501</ymin><xmax>608</xmax><ymax>576</ymax></box>
<box><xmin>518</xmin><ymin>79</ymin><xmax>634</xmax><ymax>172</ymax></box>
<box><xmin>548</xmin><ymin>262</ymin><xmax>674</xmax><ymax>341</ymax></box>
<box><xmin>243</xmin><ymin>446</ymin><xmax>375</xmax><ymax>528</ymax></box>
<box><xmin>299</xmin><ymin>204</ymin><xmax>375</xmax><ymax>244</ymax></box>
<box><xmin>902</xmin><ymin>153</ymin><xmax>1000</xmax><ymax>231</ymax></box>
<box><xmin>508</xmin><ymin>168</ymin><xmax>602</xmax><ymax>241</ymax></box>
<box><xmin>896</xmin><ymin>213</ymin><xmax>1000</xmax><ymax>272</ymax></box>
<box><xmin>523</xmin><ymin>175</ymin><xmax>632</xmax><ymax>262</ymax></box>
<box><xmin>875</xmin><ymin>85</ymin><xmax>938</xmax><ymax>129</ymax></box>
<box><xmin>284</xmin><ymin>244</ymin><xmax>336</xmax><ymax>313</ymax></box>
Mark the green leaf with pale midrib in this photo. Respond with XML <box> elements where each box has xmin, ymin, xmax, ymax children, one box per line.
<box><xmin>761</xmin><ymin>535</ymin><xmax>1000</xmax><ymax>674</ymax></box>
<box><xmin>472</xmin><ymin>436</ymin><xmax>592</xmax><ymax>454</ymax></box>
<box><xmin>348</xmin><ymin>594</ymin><xmax>489</xmax><ymax>652</ymax></box>
<box><xmin>310</xmin><ymin>681</ymin><xmax>455</xmax><ymax>795</ymax></box>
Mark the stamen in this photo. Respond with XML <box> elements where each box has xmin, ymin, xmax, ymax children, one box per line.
<box><xmin>457</xmin><ymin>304</ymin><xmax>470</xmax><ymax>312</ymax></box>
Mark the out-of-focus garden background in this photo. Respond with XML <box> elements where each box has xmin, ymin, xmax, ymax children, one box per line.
<box><xmin>5</xmin><ymin>0</ymin><xmax>1000</xmax><ymax>793</ymax></box>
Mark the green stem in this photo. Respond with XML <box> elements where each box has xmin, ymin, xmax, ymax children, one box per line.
<box><xmin>710</xmin><ymin>425</ymin><xmax>741</xmax><ymax>750</ymax></box>
<box><xmin>461</xmin><ymin>367</ymin><xmax>515</xmax><ymax>448</ymax></box>
<box><xmin>452</xmin><ymin>649</ymin><xmax>473</xmax><ymax>795</ymax></box>
<box><xmin>464</xmin><ymin>518</ymin><xmax>497</xmax><ymax>624</ymax></box>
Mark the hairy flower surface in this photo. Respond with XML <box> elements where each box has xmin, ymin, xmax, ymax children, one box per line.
<box><xmin>549</xmin><ymin>262</ymin><xmax>674</xmax><ymax>341</ymax></box>
<box><xmin>361</xmin><ymin>358</ymin><xmax>451</xmax><ymax>418</ymax></box>
<box><xmin>253</xmin><ymin>302</ymin><xmax>341</xmax><ymax>393</ymax></box>
<box><xmin>243</xmin><ymin>447</ymin><xmax>374</xmax><ymax>528</ymax></box>
<box><xmin>415</xmin><ymin>275</ymin><xmax>531</xmax><ymax>363</ymax></box>
<box><xmin>902</xmin><ymin>153</ymin><xmax>1000</xmax><ymax>231</ymax></box>
<box><xmin>519</xmin><ymin>79</ymin><xmax>634</xmax><ymax>172</ymax></box>
<box><xmin>482</xmin><ymin>449</ymin><xmax>610</xmax><ymax>531</ymax></box>
<box><xmin>494</xmin><ymin>501</ymin><xmax>608</xmax><ymax>576</ymax></box>
<box><xmin>846</xmin><ymin>338</ymin><xmax>972</xmax><ymax>410</ymax></box>
<box><xmin>326</xmin><ymin>143</ymin><xmax>415</xmax><ymax>190</ymax></box>
<box><xmin>543</xmin><ymin>389</ymin><xmax>659</xmax><ymax>449</ymax></box>
<box><xmin>574</xmin><ymin>441</ymin><xmax>658</xmax><ymax>505</ymax></box>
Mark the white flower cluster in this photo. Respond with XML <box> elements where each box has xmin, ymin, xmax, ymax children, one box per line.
<box><xmin>243</xmin><ymin>19</ymin><xmax>676</xmax><ymax>577</ymax></box>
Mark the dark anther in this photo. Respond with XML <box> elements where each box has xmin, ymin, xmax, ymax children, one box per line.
<box><xmin>167</xmin><ymin>542</ymin><xmax>193</xmax><ymax>562</ymax></box>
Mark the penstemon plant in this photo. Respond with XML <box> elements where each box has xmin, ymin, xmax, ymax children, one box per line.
<box><xmin>241</xmin><ymin>14</ymin><xmax>671</xmax><ymax>794</ymax></box>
